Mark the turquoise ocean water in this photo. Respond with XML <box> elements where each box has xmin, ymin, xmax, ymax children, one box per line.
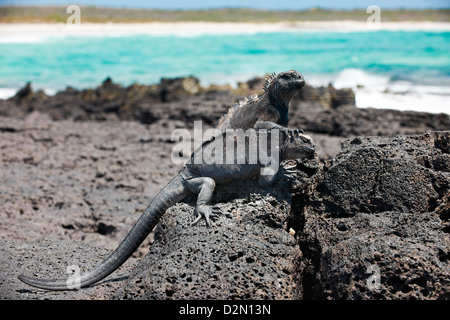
<box><xmin>1</xmin><ymin>30</ymin><xmax>449</xmax><ymax>113</ymax></box>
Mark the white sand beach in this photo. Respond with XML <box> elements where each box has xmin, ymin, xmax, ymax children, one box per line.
<box><xmin>1</xmin><ymin>21</ymin><xmax>450</xmax><ymax>37</ymax></box>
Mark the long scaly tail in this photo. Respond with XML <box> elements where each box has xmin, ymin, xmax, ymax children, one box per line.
<box><xmin>18</xmin><ymin>175</ymin><xmax>189</xmax><ymax>290</ymax></box>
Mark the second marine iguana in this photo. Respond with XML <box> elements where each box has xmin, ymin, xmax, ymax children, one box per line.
<box><xmin>18</xmin><ymin>129</ymin><xmax>315</xmax><ymax>291</ymax></box>
<box><xmin>216</xmin><ymin>70</ymin><xmax>305</xmax><ymax>132</ymax></box>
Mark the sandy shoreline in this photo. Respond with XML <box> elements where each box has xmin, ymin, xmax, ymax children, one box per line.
<box><xmin>2</xmin><ymin>21</ymin><xmax>450</xmax><ymax>36</ymax></box>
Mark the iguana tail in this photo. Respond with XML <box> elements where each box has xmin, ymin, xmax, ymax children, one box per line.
<box><xmin>18</xmin><ymin>175</ymin><xmax>190</xmax><ymax>291</ymax></box>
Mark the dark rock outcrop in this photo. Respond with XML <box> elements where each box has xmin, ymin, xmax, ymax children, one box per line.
<box><xmin>294</xmin><ymin>131</ymin><xmax>449</xmax><ymax>299</ymax></box>
<box><xmin>0</xmin><ymin>76</ymin><xmax>448</xmax><ymax>300</ymax></box>
<box><xmin>1</xmin><ymin>123</ymin><xmax>448</xmax><ymax>299</ymax></box>
<box><xmin>2</xmin><ymin>77</ymin><xmax>448</xmax><ymax>142</ymax></box>
<box><xmin>117</xmin><ymin>177</ymin><xmax>304</xmax><ymax>299</ymax></box>
<box><xmin>295</xmin><ymin>83</ymin><xmax>355</xmax><ymax>110</ymax></box>
<box><xmin>113</xmin><ymin>131</ymin><xmax>449</xmax><ymax>300</ymax></box>
<box><xmin>0</xmin><ymin>77</ymin><xmax>231</xmax><ymax>125</ymax></box>
<box><xmin>112</xmin><ymin>131</ymin><xmax>449</xmax><ymax>300</ymax></box>
<box><xmin>2</xmin><ymin>76</ymin><xmax>449</xmax><ymax>162</ymax></box>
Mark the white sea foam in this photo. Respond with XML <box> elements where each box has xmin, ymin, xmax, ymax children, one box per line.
<box><xmin>356</xmin><ymin>89</ymin><xmax>450</xmax><ymax>114</ymax></box>
<box><xmin>308</xmin><ymin>68</ymin><xmax>450</xmax><ymax>115</ymax></box>
<box><xmin>1</xmin><ymin>68</ymin><xmax>448</xmax><ymax>115</ymax></box>
<box><xmin>0</xmin><ymin>88</ymin><xmax>18</xmax><ymax>99</ymax></box>
<box><xmin>0</xmin><ymin>87</ymin><xmax>57</xmax><ymax>99</ymax></box>
<box><xmin>333</xmin><ymin>68</ymin><xmax>390</xmax><ymax>90</ymax></box>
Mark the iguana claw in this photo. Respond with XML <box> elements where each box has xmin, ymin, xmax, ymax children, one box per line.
<box><xmin>283</xmin><ymin>164</ymin><xmax>297</xmax><ymax>170</ymax></box>
<box><xmin>191</xmin><ymin>205</ymin><xmax>220</xmax><ymax>227</ymax></box>
<box><xmin>280</xmin><ymin>164</ymin><xmax>298</xmax><ymax>180</ymax></box>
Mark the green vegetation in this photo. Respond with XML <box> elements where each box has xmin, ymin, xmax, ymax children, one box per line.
<box><xmin>0</xmin><ymin>6</ymin><xmax>449</xmax><ymax>23</ymax></box>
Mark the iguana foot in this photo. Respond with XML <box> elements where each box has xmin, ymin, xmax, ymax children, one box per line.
<box><xmin>191</xmin><ymin>205</ymin><xmax>220</xmax><ymax>227</ymax></box>
<box><xmin>284</xmin><ymin>128</ymin><xmax>304</xmax><ymax>137</ymax></box>
<box><xmin>280</xmin><ymin>163</ymin><xmax>298</xmax><ymax>181</ymax></box>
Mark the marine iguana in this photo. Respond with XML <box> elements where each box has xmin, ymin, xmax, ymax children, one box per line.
<box><xmin>18</xmin><ymin>129</ymin><xmax>315</xmax><ymax>291</ymax></box>
<box><xmin>216</xmin><ymin>70</ymin><xmax>305</xmax><ymax>132</ymax></box>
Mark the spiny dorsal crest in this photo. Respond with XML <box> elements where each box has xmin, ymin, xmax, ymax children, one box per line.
<box><xmin>263</xmin><ymin>72</ymin><xmax>277</xmax><ymax>92</ymax></box>
<box><xmin>232</xmin><ymin>93</ymin><xmax>260</xmax><ymax>110</ymax></box>
<box><xmin>225</xmin><ymin>72</ymin><xmax>276</xmax><ymax>116</ymax></box>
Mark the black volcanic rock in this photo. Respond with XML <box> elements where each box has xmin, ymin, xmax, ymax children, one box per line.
<box><xmin>117</xmin><ymin>178</ymin><xmax>303</xmax><ymax>299</ymax></box>
<box><xmin>294</xmin><ymin>131</ymin><xmax>449</xmax><ymax>299</ymax></box>
<box><xmin>114</xmin><ymin>131</ymin><xmax>449</xmax><ymax>300</ymax></box>
<box><xmin>1</xmin><ymin>78</ymin><xmax>449</xmax><ymax>156</ymax></box>
<box><xmin>0</xmin><ymin>75</ymin><xmax>449</xmax><ymax>300</ymax></box>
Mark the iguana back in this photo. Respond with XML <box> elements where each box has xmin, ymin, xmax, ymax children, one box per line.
<box><xmin>216</xmin><ymin>70</ymin><xmax>305</xmax><ymax>131</ymax></box>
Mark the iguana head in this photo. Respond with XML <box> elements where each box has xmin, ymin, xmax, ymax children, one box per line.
<box><xmin>282</xmin><ymin>130</ymin><xmax>315</xmax><ymax>160</ymax></box>
<box><xmin>264</xmin><ymin>70</ymin><xmax>305</xmax><ymax>103</ymax></box>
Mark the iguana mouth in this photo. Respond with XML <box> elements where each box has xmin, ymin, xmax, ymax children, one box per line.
<box><xmin>302</xmin><ymin>145</ymin><xmax>315</xmax><ymax>154</ymax></box>
<box><xmin>295</xmin><ymin>78</ymin><xmax>306</xmax><ymax>87</ymax></box>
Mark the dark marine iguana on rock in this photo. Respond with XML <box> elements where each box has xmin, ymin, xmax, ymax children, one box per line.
<box><xmin>18</xmin><ymin>128</ymin><xmax>315</xmax><ymax>291</ymax></box>
<box><xmin>216</xmin><ymin>70</ymin><xmax>305</xmax><ymax>132</ymax></box>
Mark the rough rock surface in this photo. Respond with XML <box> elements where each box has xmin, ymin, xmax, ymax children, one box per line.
<box><xmin>116</xmin><ymin>176</ymin><xmax>307</xmax><ymax>300</ymax></box>
<box><xmin>294</xmin><ymin>131</ymin><xmax>449</xmax><ymax>299</ymax></box>
<box><xmin>0</xmin><ymin>113</ymin><xmax>181</xmax><ymax>256</ymax></box>
<box><xmin>1</xmin><ymin>77</ymin><xmax>448</xmax><ymax>161</ymax></box>
<box><xmin>0</xmin><ymin>76</ymin><xmax>449</xmax><ymax>300</ymax></box>
<box><xmin>0</xmin><ymin>239</ymin><xmax>137</xmax><ymax>299</ymax></box>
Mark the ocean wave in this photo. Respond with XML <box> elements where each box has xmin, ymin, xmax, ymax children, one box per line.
<box><xmin>0</xmin><ymin>87</ymin><xmax>57</xmax><ymax>99</ymax></box>
<box><xmin>0</xmin><ymin>88</ymin><xmax>18</xmax><ymax>99</ymax></box>
<box><xmin>319</xmin><ymin>68</ymin><xmax>450</xmax><ymax>114</ymax></box>
<box><xmin>1</xmin><ymin>68</ymin><xmax>448</xmax><ymax>115</ymax></box>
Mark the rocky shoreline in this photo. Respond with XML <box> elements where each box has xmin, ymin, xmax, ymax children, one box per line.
<box><xmin>0</xmin><ymin>76</ymin><xmax>448</xmax><ymax>299</ymax></box>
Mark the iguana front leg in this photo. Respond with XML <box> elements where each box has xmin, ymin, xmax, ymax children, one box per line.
<box><xmin>185</xmin><ymin>177</ymin><xmax>217</xmax><ymax>227</ymax></box>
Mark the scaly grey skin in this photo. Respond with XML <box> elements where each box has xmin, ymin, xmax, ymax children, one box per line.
<box><xmin>18</xmin><ymin>129</ymin><xmax>315</xmax><ymax>291</ymax></box>
<box><xmin>216</xmin><ymin>70</ymin><xmax>305</xmax><ymax>132</ymax></box>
